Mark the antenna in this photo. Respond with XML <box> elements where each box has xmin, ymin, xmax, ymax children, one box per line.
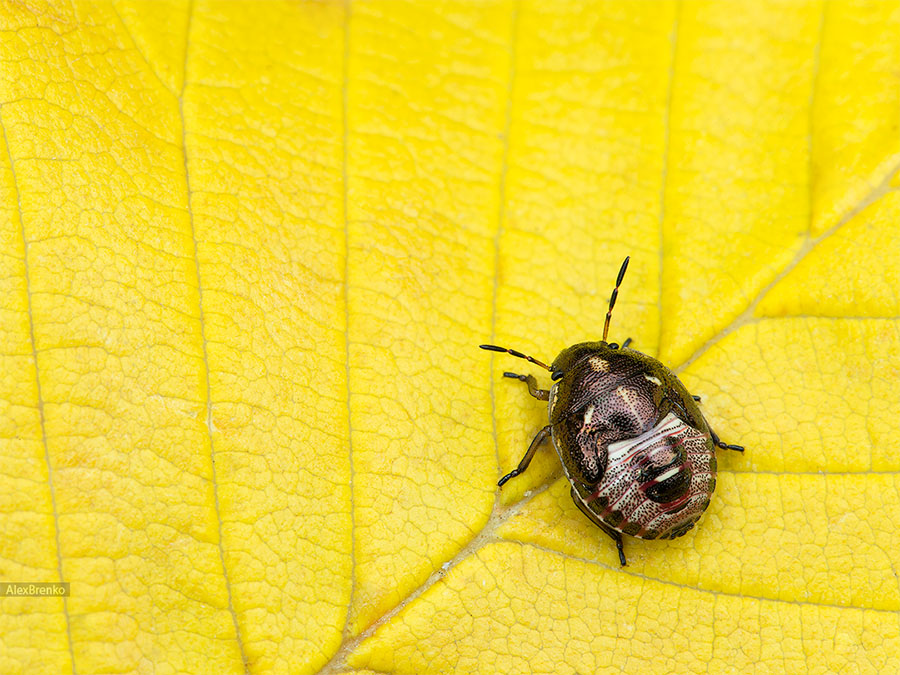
<box><xmin>479</xmin><ymin>344</ymin><xmax>551</xmax><ymax>371</ymax></box>
<box><xmin>602</xmin><ymin>256</ymin><xmax>629</xmax><ymax>342</ymax></box>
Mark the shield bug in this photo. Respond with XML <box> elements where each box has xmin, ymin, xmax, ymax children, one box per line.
<box><xmin>481</xmin><ymin>256</ymin><xmax>743</xmax><ymax>566</ymax></box>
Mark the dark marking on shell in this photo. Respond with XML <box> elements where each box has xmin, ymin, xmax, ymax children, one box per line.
<box><xmin>643</xmin><ymin>465</ymin><xmax>692</xmax><ymax>505</ymax></box>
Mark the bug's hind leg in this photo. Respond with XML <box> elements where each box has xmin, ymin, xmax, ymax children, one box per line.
<box><xmin>498</xmin><ymin>424</ymin><xmax>551</xmax><ymax>486</ymax></box>
<box><xmin>707</xmin><ymin>423</ymin><xmax>744</xmax><ymax>452</ymax></box>
<box><xmin>502</xmin><ymin>372</ymin><xmax>549</xmax><ymax>401</ymax></box>
<box><xmin>570</xmin><ymin>488</ymin><xmax>627</xmax><ymax>566</ymax></box>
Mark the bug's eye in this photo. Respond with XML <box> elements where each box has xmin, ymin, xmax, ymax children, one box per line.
<box><xmin>551</xmin><ymin>370</ymin><xmax>564</xmax><ymax>381</ymax></box>
<box><xmin>608</xmin><ymin>342</ymin><xmax>619</xmax><ymax>350</ymax></box>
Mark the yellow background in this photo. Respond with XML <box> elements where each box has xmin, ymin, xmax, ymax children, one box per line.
<box><xmin>2</xmin><ymin>1</ymin><xmax>899</xmax><ymax>673</ymax></box>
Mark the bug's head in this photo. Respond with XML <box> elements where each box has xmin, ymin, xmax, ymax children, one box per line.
<box><xmin>549</xmin><ymin>341</ymin><xmax>619</xmax><ymax>381</ymax></box>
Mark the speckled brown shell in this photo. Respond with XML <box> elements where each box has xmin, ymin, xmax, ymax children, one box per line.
<box><xmin>548</xmin><ymin>341</ymin><xmax>716</xmax><ymax>540</ymax></box>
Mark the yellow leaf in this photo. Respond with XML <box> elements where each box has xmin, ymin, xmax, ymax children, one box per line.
<box><xmin>1</xmin><ymin>1</ymin><xmax>898</xmax><ymax>674</ymax></box>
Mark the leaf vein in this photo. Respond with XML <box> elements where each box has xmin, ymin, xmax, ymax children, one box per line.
<box><xmin>339</xmin><ymin>0</ymin><xmax>359</xmax><ymax>649</ymax></box>
<box><xmin>178</xmin><ymin>2</ymin><xmax>249</xmax><ymax>671</ymax></box>
<box><xmin>0</xmin><ymin>82</ymin><xmax>76</xmax><ymax>675</ymax></box>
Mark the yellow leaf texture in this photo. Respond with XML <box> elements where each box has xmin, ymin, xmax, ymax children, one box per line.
<box><xmin>2</xmin><ymin>1</ymin><xmax>899</xmax><ymax>674</ymax></box>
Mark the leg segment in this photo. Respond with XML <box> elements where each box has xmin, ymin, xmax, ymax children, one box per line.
<box><xmin>621</xmin><ymin>337</ymin><xmax>632</xmax><ymax>349</ymax></box>
<box><xmin>503</xmin><ymin>372</ymin><xmax>549</xmax><ymax>401</ymax></box>
<box><xmin>570</xmin><ymin>488</ymin><xmax>627</xmax><ymax>566</ymax></box>
<box><xmin>498</xmin><ymin>425</ymin><xmax>551</xmax><ymax>486</ymax></box>
<box><xmin>707</xmin><ymin>423</ymin><xmax>744</xmax><ymax>452</ymax></box>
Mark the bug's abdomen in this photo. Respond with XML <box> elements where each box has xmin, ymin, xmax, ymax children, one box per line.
<box><xmin>575</xmin><ymin>411</ymin><xmax>716</xmax><ymax>540</ymax></box>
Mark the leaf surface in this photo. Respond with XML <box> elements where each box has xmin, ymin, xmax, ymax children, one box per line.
<box><xmin>1</xmin><ymin>1</ymin><xmax>899</xmax><ymax>674</ymax></box>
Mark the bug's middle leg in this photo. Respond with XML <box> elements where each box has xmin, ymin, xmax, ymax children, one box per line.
<box><xmin>498</xmin><ymin>424</ymin><xmax>551</xmax><ymax>486</ymax></box>
<box><xmin>704</xmin><ymin>416</ymin><xmax>744</xmax><ymax>452</ymax></box>
<box><xmin>570</xmin><ymin>488</ymin><xmax>627</xmax><ymax>566</ymax></box>
<box><xmin>709</xmin><ymin>426</ymin><xmax>744</xmax><ymax>452</ymax></box>
<box><xmin>502</xmin><ymin>372</ymin><xmax>549</xmax><ymax>400</ymax></box>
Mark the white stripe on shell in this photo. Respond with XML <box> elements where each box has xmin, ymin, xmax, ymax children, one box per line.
<box><xmin>606</xmin><ymin>411</ymin><xmax>685</xmax><ymax>465</ymax></box>
<box><xmin>583</xmin><ymin>404</ymin><xmax>595</xmax><ymax>426</ymax></box>
<box><xmin>652</xmin><ymin>465</ymin><xmax>681</xmax><ymax>483</ymax></box>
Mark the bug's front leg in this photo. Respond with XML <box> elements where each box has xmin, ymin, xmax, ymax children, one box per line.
<box><xmin>502</xmin><ymin>372</ymin><xmax>549</xmax><ymax>401</ymax></box>
<box><xmin>570</xmin><ymin>488</ymin><xmax>627</xmax><ymax>566</ymax></box>
<box><xmin>498</xmin><ymin>424</ymin><xmax>551</xmax><ymax>486</ymax></box>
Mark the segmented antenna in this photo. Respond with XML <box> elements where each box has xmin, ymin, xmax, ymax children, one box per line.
<box><xmin>602</xmin><ymin>256</ymin><xmax>629</xmax><ymax>342</ymax></box>
<box><xmin>479</xmin><ymin>344</ymin><xmax>551</xmax><ymax>371</ymax></box>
